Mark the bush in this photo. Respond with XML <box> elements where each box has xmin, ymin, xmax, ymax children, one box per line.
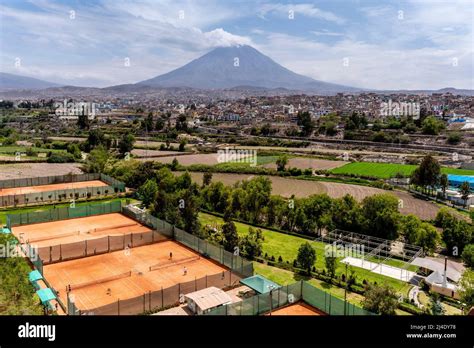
<box><xmin>47</xmin><ymin>152</ymin><xmax>76</xmax><ymax>163</ymax></box>
<box><xmin>447</xmin><ymin>132</ymin><xmax>462</xmax><ymax>145</ymax></box>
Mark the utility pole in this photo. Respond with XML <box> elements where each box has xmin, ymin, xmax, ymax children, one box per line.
<box><xmin>344</xmin><ymin>262</ymin><xmax>348</xmax><ymax>315</ymax></box>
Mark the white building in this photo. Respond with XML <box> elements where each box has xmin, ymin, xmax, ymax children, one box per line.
<box><xmin>185</xmin><ymin>287</ymin><xmax>232</xmax><ymax>315</ymax></box>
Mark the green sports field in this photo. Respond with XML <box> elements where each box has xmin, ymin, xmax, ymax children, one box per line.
<box><xmin>330</xmin><ymin>162</ymin><xmax>474</xmax><ymax>179</ymax></box>
<box><xmin>199</xmin><ymin>212</ymin><xmax>412</xmax><ymax>294</ymax></box>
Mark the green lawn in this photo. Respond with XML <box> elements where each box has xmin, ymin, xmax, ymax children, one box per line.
<box><xmin>331</xmin><ymin>162</ymin><xmax>474</xmax><ymax>179</ymax></box>
<box><xmin>253</xmin><ymin>262</ymin><xmax>365</xmax><ymax>307</ymax></box>
<box><xmin>0</xmin><ymin>146</ymin><xmax>65</xmax><ymax>154</ymax></box>
<box><xmin>200</xmin><ymin>212</ymin><xmax>412</xmax><ymax>294</ymax></box>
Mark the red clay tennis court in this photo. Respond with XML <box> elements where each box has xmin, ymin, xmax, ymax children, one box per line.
<box><xmin>267</xmin><ymin>302</ymin><xmax>325</xmax><ymax>316</ymax></box>
<box><xmin>43</xmin><ymin>241</ymin><xmax>228</xmax><ymax>312</ymax></box>
<box><xmin>12</xmin><ymin>213</ymin><xmax>151</xmax><ymax>247</ymax></box>
<box><xmin>0</xmin><ymin>180</ymin><xmax>108</xmax><ymax>196</ymax></box>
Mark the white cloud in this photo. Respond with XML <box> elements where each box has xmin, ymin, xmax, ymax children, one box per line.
<box><xmin>258</xmin><ymin>3</ymin><xmax>345</xmax><ymax>24</ymax></box>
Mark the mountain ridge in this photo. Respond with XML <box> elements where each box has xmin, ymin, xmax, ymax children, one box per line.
<box><xmin>136</xmin><ymin>45</ymin><xmax>361</xmax><ymax>94</ymax></box>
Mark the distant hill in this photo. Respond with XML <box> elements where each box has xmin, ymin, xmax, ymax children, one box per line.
<box><xmin>137</xmin><ymin>45</ymin><xmax>361</xmax><ymax>94</ymax></box>
<box><xmin>0</xmin><ymin>72</ymin><xmax>61</xmax><ymax>91</ymax></box>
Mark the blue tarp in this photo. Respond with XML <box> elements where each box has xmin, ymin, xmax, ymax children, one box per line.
<box><xmin>447</xmin><ymin>174</ymin><xmax>474</xmax><ymax>190</ymax></box>
<box><xmin>1</xmin><ymin>227</ymin><xmax>11</xmax><ymax>234</ymax></box>
<box><xmin>29</xmin><ymin>270</ymin><xmax>43</xmax><ymax>283</ymax></box>
<box><xmin>240</xmin><ymin>275</ymin><xmax>280</xmax><ymax>294</ymax></box>
<box><xmin>36</xmin><ymin>288</ymin><xmax>56</xmax><ymax>304</ymax></box>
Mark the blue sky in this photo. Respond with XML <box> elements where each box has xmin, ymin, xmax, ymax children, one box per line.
<box><xmin>0</xmin><ymin>0</ymin><xmax>472</xmax><ymax>89</ymax></box>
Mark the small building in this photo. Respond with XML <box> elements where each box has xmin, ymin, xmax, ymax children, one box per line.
<box><xmin>411</xmin><ymin>257</ymin><xmax>462</xmax><ymax>299</ymax></box>
<box><xmin>185</xmin><ymin>287</ymin><xmax>232</xmax><ymax>315</ymax></box>
<box><xmin>424</xmin><ymin>271</ymin><xmax>459</xmax><ymax>299</ymax></box>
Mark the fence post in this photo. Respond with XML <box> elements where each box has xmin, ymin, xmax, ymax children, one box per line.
<box><xmin>60</xmin><ymin>244</ymin><xmax>62</xmax><ymax>261</ymax></box>
<box><xmin>205</xmin><ymin>275</ymin><xmax>207</xmax><ymax>288</ymax></box>
<box><xmin>143</xmin><ymin>294</ymin><xmax>146</xmax><ymax>313</ymax></box>
<box><xmin>161</xmin><ymin>287</ymin><xmax>164</xmax><ymax>308</ymax></box>
<box><xmin>195</xmin><ymin>277</ymin><xmax>197</xmax><ymax>291</ymax></box>
<box><xmin>117</xmin><ymin>299</ymin><xmax>120</xmax><ymax>315</ymax></box>
<box><xmin>149</xmin><ymin>291</ymin><xmax>151</xmax><ymax>311</ymax></box>
<box><xmin>108</xmin><ymin>236</ymin><xmax>110</xmax><ymax>252</ymax></box>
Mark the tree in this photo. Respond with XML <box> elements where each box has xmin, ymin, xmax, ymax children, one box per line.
<box><xmin>461</xmin><ymin>244</ymin><xmax>474</xmax><ymax>268</ymax></box>
<box><xmin>143</xmin><ymin>112</ymin><xmax>154</xmax><ymax>131</ymax></box>
<box><xmin>239</xmin><ymin>227</ymin><xmax>264</xmax><ymax>259</ymax></box>
<box><xmin>458</xmin><ymin>269</ymin><xmax>474</xmax><ymax>312</ymax></box>
<box><xmin>67</xmin><ymin>143</ymin><xmax>82</xmax><ymax>159</ymax></box>
<box><xmin>324</xmin><ymin>246</ymin><xmax>338</xmax><ymax>278</ymax></box>
<box><xmin>170</xmin><ymin>158</ymin><xmax>179</xmax><ymax>171</ymax></box>
<box><xmin>155</xmin><ymin>117</ymin><xmax>165</xmax><ymax>131</ymax></box>
<box><xmin>77</xmin><ymin>114</ymin><xmax>89</xmax><ymax>129</ymax></box>
<box><xmin>222</xmin><ymin>221</ymin><xmax>239</xmax><ymax>252</ymax></box>
<box><xmin>399</xmin><ymin>215</ymin><xmax>439</xmax><ymax>254</ymax></box>
<box><xmin>410</xmin><ymin>155</ymin><xmax>441</xmax><ymax>194</ymax></box>
<box><xmin>178</xmin><ymin>139</ymin><xmax>186</xmax><ymax>152</ymax></box>
<box><xmin>176</xmin><ymin>114</ymin><xmax>188</xmax><ymax>132</ymax></box>
<box><xmin>202</xmin><ymin>172</ymin><xmax>213</xmax><ymax>187</ymax></box>
<box><xmin>137</xmin><ymin>179</ymin><xmax>158</xmax><ymax>208</ymax></box>
<box><xmin>447</xmin><ymin>132</ymin><xmax>462</xmax><ymax>145</ymax></box>
<box><xmin>362</xmin><ymin>284</ymin><xmax>398</xmax><ymax>315</ymax></box>
<box><xmin>428</xmin><ymin>293</ymin><xmax>445</xmax><ymax>315</ymax></box>
<box><xmin>275</xmin><ymin>155</ymin><xmax>288</xmax><ymax>172</ymax></box>
<box><xmin>297</xmin><ymin>111</ymin><xmax>314</xmax><ymax>137</ymax></box>
<box><xmin>440</xmin><ymin>174</ymin><xmax>448</xmax><ymax>198</ymax></box>
<box><xmin>361</xmin><ymin>194</ymin><xmax>400</xmax><ymax>239</ymax></box>
<box><xmin>422</xmin><ymin>116</ymin><xmax>444</xmax><ymax>135</ymax></box>
<box><xmin>118</xmin><ymin>132</ymin><xmax>135</xmax><ymax>158</ymax></box>
<box><xmin>83</xmin><ymin>146</ymin><xmax>109</xmax><ymax>173</ymax></box>
<box><xmin>86</xmin><ymin>128</ymin><xmax>108</xmax><ymax>152</ymax></box>
<box><xmin>460</xmin><ymin>181</ymin><xmax>471</xmax><ymax>208</ymax></box>
<box><xmin>442</xmin><ymin>220</ymin><xmax>473</xmax><ymax>256</ymax></box>
<box><xmin>296</xmin><ymin>242</ymin><xmax>316</xmax><ymax>274</ymax></box>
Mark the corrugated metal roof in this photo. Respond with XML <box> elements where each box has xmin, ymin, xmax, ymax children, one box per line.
<box><xmin>185</xmin><ymin>287</ymin><xmax>232</xmax><ymax>311</ymax></box>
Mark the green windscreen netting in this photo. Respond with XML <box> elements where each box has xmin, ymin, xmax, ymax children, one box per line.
<box><xmin>205</xmin><ymin>280</ymin><xmax>375</xmax><ymax>316</ymax></box>
<box><xmin>6</xmin><ymin>200</ymin><xmax>123</xmax><ymax>228</ymax></box>
<box><xmin>0</xmin><ymin>173</ymin><xmax>126</xmax><ymax>207</ymax></box>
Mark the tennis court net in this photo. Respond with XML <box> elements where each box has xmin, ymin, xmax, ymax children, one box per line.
<box><xmin>89</xmin><ymin>222</ymin><xmax>140</xmax><ymax>234</ymax></box>
<box><xmin>148</xmin><ymin>256</ymin><xmax>200</xmax><ymax>272</ymax></box>
<box><xmin>27</xmin><ymin>230</ymin><xmax>81</xmax><ymax>243</ymax></box>
<box><xmin>67</xmin><ymin>271</ymin><xmax>132</xmax><ymax>292</ymax></box>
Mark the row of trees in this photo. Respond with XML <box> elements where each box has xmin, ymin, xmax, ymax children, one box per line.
<box><xmin>411</xmin><ymin>155</ymin><xmax>471</xmax><ymax>207</ymax></box>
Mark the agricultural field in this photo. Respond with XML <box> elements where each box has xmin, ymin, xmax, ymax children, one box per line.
<box><xmin>0</xmin><ymin>146</ymin><xmax>66</xmax><ymax>162</ymax></box>
<box><xmin>263</xmin><ymin>157</ymin><xmax>348</xmax><ymax>171</ymax></box>
<box><xmin>331</xmin><ymin>162</ymin><xmax>474</xmax><ymax>179</ymax></box>
<box><xmin>131</xmin><ymin>149</ymin><xmax>182</xmax><ymax>158</ymax></box>
<box><xmin>0</xmin><ymin>163</ymin><xmax>83</xmax><ymax>179</ymax></box>
<box><xmin>199</xmin><ymin>212</ymin><xmax>412</xmax><ymax>294</ymax></box>
<box><xmin>185</xmin><ymin>172</ymin><xmax>440</xmax><ymax>220</ymax></box>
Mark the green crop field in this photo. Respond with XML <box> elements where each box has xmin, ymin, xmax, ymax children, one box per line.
<box><xmin>199</xmin><ymin>212</ymin><xmax>411</xmax><ymax>294</ymax></box>
<box><xmin>331</xmin><ymin>162</ymin><xmax>474</xmax><ymax>179</ymax></box>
